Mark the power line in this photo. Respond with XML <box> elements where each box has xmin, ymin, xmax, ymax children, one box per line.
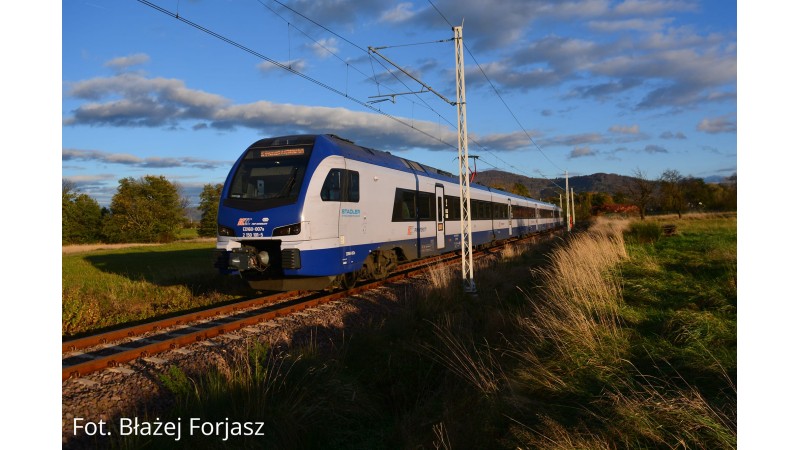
<box><xmin>264</xmin><ymin>0</ymin><xmax>455</xmax><ymax>128</ymax></box>
<box><xmin>370</xmin><ymin>38</ymin><xmax>454</xmax><ymax>50</ymax></box>
<box><xmin>265</xmin><ymin>0</ymin><xmax>535</xmax><ymax>180</ymax></box>
<box><xmin>135</xmin><ymin>0</ymin><xmax>456</xmax><ymax>151</ymax></box>
<box><xmin>464</xmin><ymin>44</ymin><xmax>565</xmax><ymax>174</ymax></box>
<box><xmin>426</xmin><ymin>0</ymin><xmax>566</xmax><ymax>176</ymax></box>
<box><xmin>139</xmin><ymin>0</ymin><xmax>559</xmax><ymax>189</ymax></box>
<box><xmin>261</xmin><ymin>0</ymin><xmax>544</xmax><ymax>182</ymax></box>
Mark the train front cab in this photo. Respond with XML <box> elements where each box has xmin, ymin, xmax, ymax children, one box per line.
<box><xmin>216</xmin><ymin>136</ymin><xmax>346</xmax><ymax>290</ymax></box>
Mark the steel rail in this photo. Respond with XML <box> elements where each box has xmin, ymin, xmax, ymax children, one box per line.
<box><xmin>62</xmin><ymin>253</ymin><xmax>460</xmax><ymax>354</ymax></box>
<box><xmin>61</xmin><ymin>291</ymin><xmax>304</xmax><ymax>353</ymax></box>
<box><xmin>62</xmin><ymin>230</ymin><xmax>558</xmax><ymax>381</ymax></box>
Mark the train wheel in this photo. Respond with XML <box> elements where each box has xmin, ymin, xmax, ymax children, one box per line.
<box><xmin>341</xmin><ymin>271</ymin><xmax>358</xmax><ymax>290</ymax></box>
<box><xmin>366</xmin><ymin>250</ymin><xmax>396</xmax><ymax>280</ymax></box>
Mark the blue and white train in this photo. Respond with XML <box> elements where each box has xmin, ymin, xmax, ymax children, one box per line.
<box><xmin>215</xmin><ymin>134</ymin><xmax>562</xmax><ymax>290</ymax></box>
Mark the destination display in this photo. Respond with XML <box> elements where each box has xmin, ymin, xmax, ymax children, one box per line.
<box><xmin>259</xmin><ymin>148</ymin><xmax>306</xmax><ymax>158</ymax></box>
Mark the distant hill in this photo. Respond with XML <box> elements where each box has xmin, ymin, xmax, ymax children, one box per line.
<box><xmin>472</xmin><ymin>170</ymin><xmax>636</xmax><ymax>200</ymax></box>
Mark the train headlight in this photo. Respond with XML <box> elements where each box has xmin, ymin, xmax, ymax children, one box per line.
<box><xmin>272</xmin><ymin>223</ymin><xmax>301</xmax><ymax>237</ymax></box>
<box><xmin>218</xmin><ymin>225</ymin><xmax>236</xmax><ymax>237</ymax></box>
<box><xmin>257</xmin><ymin>251</ymin><xmax>270</xmax><ymax>266</ymax></box>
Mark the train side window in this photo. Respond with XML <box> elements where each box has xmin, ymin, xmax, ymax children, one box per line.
<box><xmin>417</xmin><ymin>192</ymin><xmax>433</xmax><ymax>220</ymax></box>
<box><xmin>392</xmin><ymin>189</ymin><xmax>416</xmax><ymax>221</ymax></box>
<box><xmin>321</xmin><ymin>169</ymin><xmax>359</xmax><ymax>202</ymax></box>
<box><xmin>346</xmin><ymin>171</ymin><xmax>359</xmax><ymax>202</ymax></box>
<box><xmin>320</xmin><ymin>169</ymin><xmax>342</xmax><ymax>201</ymax></box>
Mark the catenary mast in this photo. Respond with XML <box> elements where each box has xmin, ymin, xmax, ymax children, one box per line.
<box><xmin>454</xmin><ymin>25</ymin><xmax>476</xmax><ymax>293</ymax></box>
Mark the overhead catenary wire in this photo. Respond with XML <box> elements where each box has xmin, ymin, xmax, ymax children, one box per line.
<box><xmin>267</xmin><ymin>0</ymin><xmax>468</xmax><ymax>152</ymax></box>
<box><xmin>136</xmin><ymin>0</ymin><xmax>456</xmax><ymax>151</ymax></box>
<box><xmin>370</xmin><ymin>38</ymin><xmax>454</xmax><ymax>50</ymax></box>
<box><xmin>261</xmin><ymin>0</ymin><xmax>546</xmax><ymax>184</ymax></box>
<box><xmin>141</xmin><ymin>0</ymin><xmax>560</xmax><ymax>190</ymax></box>
<box><xmin>262</xmin><ymin>0</ymin><xmax>541</xmax><ymax>182</ymax></box>
<box><xmin>426</xmin><ymin>0</ymin><xmax>567</xmax><ymax>185</ymax></box>
<box><xmin>257</xmin><ymin>0</ymin><xmax>457</xmax><ymax>130</ymax></box>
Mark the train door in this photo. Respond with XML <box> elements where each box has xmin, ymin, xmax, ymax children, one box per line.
<box><xmin>507</xmin><ymin>198</ymin><xmax>513</xmax><ymax>236</ymax></box>
<box><xmin>337</xmin><ymin>161</ymin><xmax>362</xmax><ymax>273</ymax></box>
<box><xmin>316</xmin><ymin>156</ymin><xmax>345</xmax><ymax>244</ymax></box>
<box><xmin>435</xmin><ymin>184</ymin><xmax>445</xmax><ymax>249</ymax></box>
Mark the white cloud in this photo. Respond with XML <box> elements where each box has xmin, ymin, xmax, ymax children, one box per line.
<box><xmin>307</xmin><ymin>38</ymin><xmax>339</xmax><ymax>58</ymax></box>
<box><xmin>609</xmin><ymin>124</ymin><xmax>640</xmax><ymax>134</ymax></box>
<box><xmin>64</xmin><ymin>73</ymin><xmax>548</xmax><ymax>153</ymax></box>
<box><xmin>104</xmin><ymin>53</ymin><xmax>150</xmax><ymax>70</ymax></box>
<box><xmin>697</xmin><ymin>115</ymin><xmax>736</xmax><ymax>134</ymax></box>
<box><xmin>660</xmin><ymin>130</ymin><xmax>687</xmax><ymax>139</ymax></box>
<box><xmin>62</xmin><ymin>148</ymin><xmax>230</xmax><ymax>170</ymax></box>
<box><xmin>64</xmin><ymin>73</ymin><xmax>229</xmax><ymax>126</ymax></box>
<box><xmin>570</xmin><ymin>146</ymin><xmax>597</xmax><ymax>158</ymax></box>
<box><xmin>613</xmin><ymin>0</ymin><xmax>698</xmax><ymax>16</ymax></box>
<box><xmin>257</xmin><ymin>59</ymin><xmax>308</xmax><ymax>74</ymax></box>
<box><xmin>588</xmin><ymin>17</ymin><xmax>672</xmax><ymax>32</ymax></box>
<box><xmin>379</xmin><ymin>2</ymin><xmax>416</xmax><ymax>23</ymax></box>
<box><xmin>644</xmin><ymin>144</ymin><xmax>668</xmax><ymax>153</ymax></box>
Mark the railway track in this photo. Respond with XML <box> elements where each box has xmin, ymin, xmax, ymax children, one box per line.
<box><xmin>62</xmin><ymin>231</ymin><xmax>557</xmax><ymax>381</ymax></box>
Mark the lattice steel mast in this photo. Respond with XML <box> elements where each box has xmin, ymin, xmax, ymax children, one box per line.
<box><xmin>369</xmin><ymin>25</ymin><xmax>476</xmax><ymax>293</ymax></box>
<box><xmin>454</xmin><ymin>25</ymin><xmax>476</xmax><ymax>293</ymax></box>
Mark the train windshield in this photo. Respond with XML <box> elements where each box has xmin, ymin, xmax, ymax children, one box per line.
<box><xmin>225</xmin><ymin>147</ymin><xmax>310</xmax><ymax>210</ymax></box>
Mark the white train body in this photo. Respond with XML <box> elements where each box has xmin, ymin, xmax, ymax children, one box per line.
<box><xmin>215</xmin><ymin>134</ymin><xmax>562</xmax><ymax>290</ymax></box>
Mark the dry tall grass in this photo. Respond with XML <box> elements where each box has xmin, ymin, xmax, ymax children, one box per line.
<box><xmin>603</xmin><ymin>369</ymin><xmax>737</xmax><ymax>448</ymax></box>
<box><xmin>508</xmin><ymin>216</ymin><xmax>736</xmax><ymax>448</ymax></box>
<box><xmin>422</xmin><ymin>316</ymin><xmax>504</xmax><ymax>395</ymax></box>
<box><xmin>514</xmin><ymin>218</ymin><xmax>630</xmax><ymax>391</ymax></box>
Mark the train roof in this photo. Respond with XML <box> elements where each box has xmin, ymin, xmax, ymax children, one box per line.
<box><xmin>249</xmin><ymin>134</ymin><xmax>559</xmax><ymax>209</ymax></box>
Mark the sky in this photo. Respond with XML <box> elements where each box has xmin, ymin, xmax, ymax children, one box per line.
<box><xmin>7</xmin><ymin>3</ymin><xmax>797</xmax><ymax>446</ymax></box>
<box><xmin>61</xmin><ymin>0</ymin><xmax>737</xmax><ymax>206</ymax></box>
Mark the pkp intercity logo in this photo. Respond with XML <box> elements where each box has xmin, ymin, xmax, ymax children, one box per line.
<box><xmin>238</xmin><ymin>217</ymin><xmax>270</xmax><ymax>226</ymax></box>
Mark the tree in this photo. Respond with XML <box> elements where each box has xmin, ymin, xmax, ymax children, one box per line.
<box><xmin>102</xmin><ymin>175</ymin><xmax>186</xmax><ymax>243</ymax></box>
<box><xmin>720</xmin><ymin>173</ymin><xmax>737</xmax><ymax>210</ymax></box>
<box><xmin>62</xmin><ymin>181</ymin><xmax>103</xmax><ymax>244</ymax></box>
<box><xmin>627</xmin><ymin>168</ymin><xmax>655</xmax><ymax>220</ymax></box>
<box><xmin>612</xmin><ymin>191</ymin><xmax>627</xmax><ymax>204</ymax></box>
<box><xmin>659</xmin><ymin>169</ymin><xmax>686</xmax><ymax>218</ymax></box>
<box><xmin>198</xmin><ymin>183</ymin><xmax>222</xmax><ymax>237</ymax></box>
<box><xmin>511</xmin><ymin>182</ymin><xmax>531</xmax><ymax>198</ymax></box>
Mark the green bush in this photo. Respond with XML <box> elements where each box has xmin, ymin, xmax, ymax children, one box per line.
<box><xmin>625</xmin><ymin>221</ymin><xmax>662</xmax><ymax>243</ymax></box>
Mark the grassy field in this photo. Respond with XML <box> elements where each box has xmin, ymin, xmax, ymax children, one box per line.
<box><xmin>69</xmin><ymin>213</ymin><xmax>736</xmax><ymax>448</ymax></box>
<box><xmin>62</xmin><ymin>241</ymin><xmax>250</xmax><ymax>336</ymax></box>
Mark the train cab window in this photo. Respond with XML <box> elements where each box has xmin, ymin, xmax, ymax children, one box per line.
<box><xmin>321</xmin><ymin>169</ymin><xmax>359</xmax><ymax>202</ymax></box>
<box><xmin>228</xmin><ymin>158</ymin><xmax>306</xmax><ymax>201</ymax></box>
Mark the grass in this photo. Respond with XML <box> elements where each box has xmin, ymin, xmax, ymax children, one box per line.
<box><xmin>62</xmin><ymin>241</ymin><xmax>250</xmax><ymax>336</ymax></box>
<box><xmin>76</xmin><ymin>213</ymin><xmax>736</xmax><ymax>449</ymax></box>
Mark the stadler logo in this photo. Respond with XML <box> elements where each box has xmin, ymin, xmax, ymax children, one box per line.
<box><xmin>341</xmin><ymin>208</ymin><xmax>361</xmax><ymax>217</ymax></box>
